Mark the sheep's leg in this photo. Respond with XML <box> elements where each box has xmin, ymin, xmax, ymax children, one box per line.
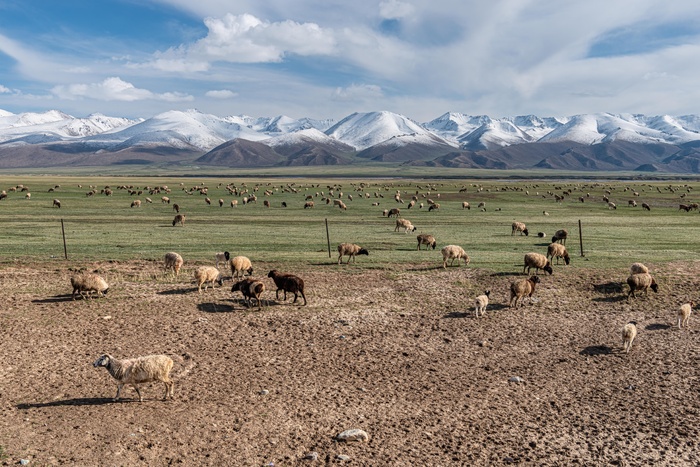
<box><xmin>300</xmin><ymin>291</ymin><xmax>307</xmax><ymax>306</ymax></box>
<box><xmin>292</xmin><ymin>292</ymin><xmax>297</xmax><ymax>303</ymax></box>
<box><xmin>337</xmin><ymin>255</ymin><xmax>343</xmax><ymax>265</ymax></box>
<box><xmin>283</xmin><ymin>290</ymin><xmax>288</xmax><ymax>300</ymax></box>
<box><xmin>133</xmin><ymin>385</ymin><xmax>143</xmax><ymax>402</ymax></box>
<box><xmin>114</xmin><ymin>384</ymin><xmax>123</xmax><ymax>401</ymax></box>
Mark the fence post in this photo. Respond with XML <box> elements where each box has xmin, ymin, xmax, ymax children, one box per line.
<box><xmin>325</xmin><ymin>218</ymin><xmax>331</xmax><ymax>258</ymax></box>
<box><xmin>578</xmin><ymin>219</ymin><xmax>584</xmax><ymax>257</ymax></box>
<box><xmin>61</xmin><ymin>218</ymin><xmax>68</xmax><ymax>260</ymax></box>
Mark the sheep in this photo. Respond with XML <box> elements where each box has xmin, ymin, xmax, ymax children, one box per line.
<box><xmin>622</xmin><ymin>322</ymin><xmax>638</xmax><ymax>353</ymax></box>
<box><xmin>304</xmin><ymin>201</ymin><xmax>314</xmax><ymax>209</ymax></box>
<box><xmin>441</xmin><ymin>245</ymin><xmax>470</xmax><ymax>269</ymax></box>
<box><xmin>628</xmin><ymin>200</ymin><xmax>637</xmax><ymax>207</ymax></box>
<box><xmin>267</xmin><ymin>270</ymin><xmax>307</xmax><ymax>305</ymax></box>
<box><xmin>263</xmin><ymin>199</ymin><xmax>271</xmax><ymax>208</ymax></box>
<box><xmin>145</xmin><ymin>197</ymin><xmax>153</xmax><ymax>203</ymax></box>
<box><xmin>161</xmin><ymin>196</ymin><xmax>170</xmax><ymax>204</ymax></box>
<box><xmin>382</xmin><ymin>209</ymin><xmax>388</xmax><ymax>216</ymax></box>
<box><xmin>630</xmin><ymin>262</ymin><xmax>649</xmax><ymax>274</ymax></box>
<box><xmin>537</xmin><ymin>232</ymin><xmax>546</xmax><ymax>238</ymax></box>
<box><xmin>474</xmin><ymin>290</ymin><xmax>491</xmax><ymax>317</ymax></box>
<box><xmin>626</xmin><ymin>273</ymin><xmax>658</xmax><ymax>302</ymax></box>
<box><xmin>551</xmin><ymin>229</ymin><xmax>568</xmax><ymax>244</ymax></box>
<box><xmin>164</xmin><ymin>252</ymin><xmax>184</xmax><ymax>276</ymax></box>
<box><xmin>231</xmin><ymin>278</ymin><xmax>265</xmax><ymax>308</ymax></box>
<box><xmin>205</xmin><ymin>197</ymin><xmax>211</xmax><ymax>205</ymax></box>
<box><xmin>70</xmin><ymin>272</ymin><xmax>109</xmax><ymax>300</ymax></box>
<box><xmin>93</xmin><ymin>354</ymin><xmax>174</xmax><ymax>402</ymax></box>
<box><xmin>194</xmin><ymin>266</ymin><xmax>223</xmax><ymax>294</ymax></box>
<box><xmin>428</xmin><ymin>203</ymin><xmax>440</xmax><ymax>211</ymax></box>
<box><xmin>131</xmin><ymin>199</ymin><xmax>141</xmax><ymax>208</ymax></box>
<box><xmin>462</xmin><ymin>201</ymin><xmax>471</xmax><ymax>210</ymax></box>
<box><xmin>523</xmin><ymin>252</ymin><xmax>553</xmax><ymax>275</ymax></box>
<box><xmin>511</xmin><ymin>221</ymin><xmax>529</xmax><ymax>236</ymax></box>
<box><xmin>172</xmin><ymin>214</ymin><xmax>186</xmax><ymax>227</ymax></box>
<box><xmin>229</xmin><ymin>256</ymin><xmax>254</xmax><ymax>279</ymax></box>
<box><xmin>417</xmin><ymin>234</ymin><xmax>437</xmax><ymax>250</ymax></box>
<box><xmin>387</xmin><ymin>208</ymin><xmax>400</xmax><ymax>218</ymax></box>
<box><xmin>215</xmin><ymin>251</ymin><xmax>230</xmax><ymax>268</ymax></box>
<box><xmin>608</xmin><ymin>202</ymin><xmax>617</xmax><ymax>210</ymax></box>
<box><xmin>337</xmin><ymin>200</ymin><xmax>347</xmax><ymax>210</ymax></box>
<box><xmin>477</xmin><ymin>202</ymin><xmax>485</xmax><ymax>209</ymax></box>
<box><xmin>230</xmin><ymin>200</ymin><xmax>238</xmax><ymax>207</ymax></box>
<box><xmin>546</xmin><ymin>243</ymin><xmax>570</xmax><ymax>265</ymax></box>
<box><xmin>394</xmin><ymin>218</ymin><xmax>417</xmax><ymax>233</ymax></box>
<box><xmin>337</xmin><ymin>243</ymin><xmax>369</xmax><ymax>264</ymax></box>
<box><xmin>509</xmin><ymin>276</ymin><xmax>541</xmax><ymax>308</ymax></box>
<box><xmin>172</xmin><ymin>203</ymin><xmax>180</xmax><ymax>213</ymax></box>
<box><xmin>678</xmin><ymin>302</ymin><xmax>695</xmax><ymax>329</ymax></box>
<box><xmin>53</xmin><ymin>199</ymin><xmax>61</xmax><ymax>208</ymax></box>
<box><xmin>25</xmin><ymin>193</ymin><xmax>30</xmax><ymax>199</ymax></box>
<box><xmin>219</xmin><ymin>198</ymin><xmax>224</xmax><ymax>207</ymax></box>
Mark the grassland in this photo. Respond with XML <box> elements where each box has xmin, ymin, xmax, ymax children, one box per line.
<box><xmin>1</xmin><ymin>174</ymin><xmax>699</xmax><ymax>271</ymax></box>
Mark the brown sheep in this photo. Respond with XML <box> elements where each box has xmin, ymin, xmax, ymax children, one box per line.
<box><xmin>523</xmin><ymin>252</ymin><xmax>553</xmax><ymax>275</ymax></box>
<box><xmin>231</xmin><ymin>278</ymin><xmax>265</xmax><ymax>308</ymax></box>
<box><xmin>172</xmin><ymin>214</ymin><xmax>186</xmax><ymax>227</ymax></box>
<box><xmin>267</xmin><ymin>270</ymin><xmax>307</xmax><ymax>305</ymax></box>
<box><xmin>337</xmin><ymin>243</ymin><xmax>369</xmax><ymax>264</ymax></box>
<box><xmin>509</xmin><ymin>276</ymin><xmax>541</xmax><ymax>308</ymax></box>
<box><xmin>417</xmin><ymin>234</ymin><xmax>436</xmax><ymax>250</ymax></box>
<box><xmin>626</xmin><ymin>273</ymin><xmax>658</xmax><ymax>302</ymax></box>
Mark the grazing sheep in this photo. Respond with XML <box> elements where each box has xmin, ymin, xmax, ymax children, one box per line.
<box><xmin>417</xmin><ymin>234</ymin><xmax>437</xmax><ymax>250</ymax></box>
<box><xmin>608</xmin><ymin>202</ymin><xmax>617</xmax><ymax>210</ymax></box>
<box><xmin>477</xmin><ymin>202</ymin><xmax>485</xmax><ymax>209</ymax></box>
<box><xmin>25</xmin><ymin>193</ymin><xmax>30</xmax><ymax>199</ymax></box>
<box><xmin>387</xmin><ymin>208</ymin><xmax>400</xmax><ymax>218</ymax></box>
<box><xmin>229</xmin><ymin>256</ymin><xmax>254</xmax><ymax>279</ymax></box>
<box><xmin>537</xmin><ymin>232</ymin><xmax>546</xmax><ymax>238</ymax></box>
<box><xmin>337</xmin><ymin>200</ymin><xmax>347</xmax><ymax>210</ymax></box>
<box><xmin>511</xmin><ymin>221</ymin><xmax>529</xmax><ymax>236</ymax></box>
<box><xmin>543</xmin><ymin>211</ymin><xmax>549</xmax><ymax>216</ymax></box>
<box><xmin>93</xmin><ymin>354</ymin><xmax>174</xmax><ymax>402</ymax></box>
<box><xmin>337</xmin><ymin>243</ymin><xmax>369</xmax><ymax>264</ymax></box>
<box><xmin>145</xmin><ymin>197</ymin><xmax>152</xmax><ymax>203</ymax></box>
<box><xmin>215</xmin><ymin>251</ymin><xmax>230</xmax><ymax>269</ymax></box>
<box><xmin>382</xmin><ymin>209</ymin><xmax>388</xmax><ymax>216</ymax></box>
<box><xmin>622</xmin><ymin>322</ymin><xmax>638</xmax><ymax>353</ymax></box>
<box><xmin>630</xmin><ymin>262</ymin><xmax>649</xmax><ymax>274</ymax></box>
<box><xmin>131</xmin><ymin>199</ymin><xmax>141</xmax><ymax>208</ymax></box>
<box><xmin>428</xmin><ymin>203</ymin><xmax>440</xmax><ymax>211</ymax></box>
<box><xmin>304</xmin><ymin>201</ymin><xmax>314</xmax><ymax>209</ymax></box>
<box><xmin>474</xmin><ymin>290</ymin><xmax>491</xmax><ymax>318</ymax></box>
<box><xmin>642</xmin><ymin>202</ymin><xmax>651</xmax><ymax>211</ymax></box>
<box><xmin>441</xmin><ymin>245</ymin><xmax>470</xmax><ymax>268</ymax></box>
<box><xmin>678</xmin><ymin>302</ymin><xmax>694</xmax><ymax>329</ymax></box>
<box><xmin>219</xmin><ymin>198</ymin><xmax>224</xmax><ymax>207</ymax></box>
<box><xmin>161</xmin><ymin>196</ymin><xmax>170</xmax><ymax>204</ymax></box>
<box><xmin>172</xmin><ymin>214</ymin><xmax>186</xmax><ymax>227</ymax></box>
<box><xmin>263</xmin><ymin>199</ymin><xmax>271</xmax><ymax>208</ymax></box>
<box><xmin>53</xmin><ymin>199</ymin><xmax>61</xmax><ymax>208</ymax></box>
<box><xmin>205</xmin><ymin>197</ymin><xmax>211</xmax><ymax>205</ymax></box>
<box><xmin>626</xmin><ymin>273</ymin><xmax>658</xmax><ymax>302</ymax></box>
<box><xmin>394</xmin><ymin>218</ymin><xmax>417</xmax><ymax>233</ymax></box>
<box><xmin>267</xmin><ymin>270</ymin><xmax>307</xmax><ymax>305</ymax></box>
<box><xmin>551</xmin><ymin>229</ymin><xmax>568</xmax><ymax>245</ymax></box>
<box><xmin>509</xmin><ymin>276</ymin><xmax>541</xmax><ymax>308</ymax></box>
<box><xmin>194</xmin><ymin>266</ymin><xmax>223</xmax><ymax>293</ymax></box>
<box><xmin>462</xmin><ymin>201</ymin><xmax>471</xmax><ymax>210</ymax></box>
<box><xmin>164</xmin><ymin>252</ymin><xmax>184</xmax><ymax>276</ymax></box>
<box><xmin>172</xmin><ymin>203</ymin><xmax>180</xmax><ymax>213</ymax></box>
<box><xmin>70</xmin><ymin>272</ymin><xmax>109</xmax><ymax>300</ymax></box>
<box><xmin>628</xmin><ymin>200</ymin><xmax>637</xmax><ymax>207</ymax></box>
<box><xmin>523</xmin><ymin>252</ymin><xmax>553</xmax><ymax>275</ymax></box>
<box><xmin>547</xmin><ymin>243</ymin><xmax>570</xmax><ymax>265</ymax></box>
<box><xmin>231</xmin><ymin>278</ymin><xmax>265</xmax><ymax>308</ymax></box>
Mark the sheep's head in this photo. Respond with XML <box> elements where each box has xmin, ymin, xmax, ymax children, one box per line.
<box><xmin>529</xmin><ymin>276</ymin><xmax>541</xmax><ymax>284</ymax></box>
<box><xmin>358</xmin><ymin>248</ymin><xmax>369</xmax><ymax>256</ymax></box>
<box><xmin>523</xmin><ymin>229</ymin><xmax>529</xmax><ymax>236</ymax></box>
<box><xmin>102</xmin><ymin>288</ymin><xmax>109</xmax><ymax>295</ymax></box>
<box><xmin>484</xmin><ymin>290</ymin><xmax>491</xmax><ymax>298</ymax></box>
<box><xmin>224</xmin><ymin>251</ymin><xmax>230</xmax><ymax>261</ymax></box>
<box><xmin>430</xmin><ymin>241</ymin><xmax>436</xmax><ymax>250</ymax></box>
<box><xmin>544</xmin><ymin>263</ymin><xmax>553</xmax><ymax>275</ymax></box>
<box><xmin>564</xmin><ymin>255</ymin><xmax>571</xmax><ymax>266</ymax></box>
<box><xmin>216</xmin><ymin>275</ymin><xmax>223</xmax><ymax>286</ymax></box>
<box><xmin>650</xmin><ymin>279</ymin><xmax>659</xmax><ymax>293</ymax></box>
<box><xmin>231</xmin><ymin>281</ymin><xmax>244</xmax><ymax>293</ymax></box>
<box><xmin>93</xmin><ymin>354</ymin><xmax>111</xmax><ymax>368</ymax></box>
<box><xmin>246</xmin><ymin>266</ymin><xmax>254</xmax><ymax>276</ymax></box>
<box><xmin>267</xmin><ymin>270</ymin><xmax>278</xmax><ymax>278</ymax></box>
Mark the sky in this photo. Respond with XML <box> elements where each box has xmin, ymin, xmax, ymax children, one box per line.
<box><xmin>1</xmin><ymin>0</ymin><xmax>700</xmax><ymax>122</ymax></box>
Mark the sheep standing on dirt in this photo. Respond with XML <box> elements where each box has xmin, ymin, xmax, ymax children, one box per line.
<box><xmin>509</xmin><ymin>276</ymin><xmax>541</xmax><ymax>308</ymax></box>
<box><xmin>215</xmin><ymin>251</ymin><xmax>230</xmax><ymax>269</ymax></box>
<box><xmin>547</xmin><ymin>243</ymin><xmax>571</xmax><ymax>265</ymax></box>
<box><xmin>337</xmin><ymin>243</ymin><xmax>369</xmax><ymax>264</ymax></box>
<box><xmin>93</xmin><ymin>354</ymin><xmax>174</xmax><ymax>402</ymax></box>
<box><xmin>267</xmin><ymin>270</ymin><xmax>307</xmax><ymax>305</ymax></box>
<box><xmin>474</xmin><ymin>290</ymin><xmax>491</xmax><ymax>317</ymax></box>
<box><xmin>164</xmin><ymin>252</ymin><xmax>184</xmax><ymax>276</ymax></box>
<box><xmin>622</xmin><ymin>322</ymin><xmax>638</xmax><ymax>353</ymax></box>
<box><xmin>626</xmin><ymin>273</ymin><xmax>658</xmax><ymax>302</ymax></box>
<box><xmin>172</xmin><ymin>214</ymin><xmax>186</xmax><ymax>227</ymax></box>
<box><xmin>551</xmin><ymin>229</ymin><xmax>568</xmax><ymax>244</ymax></box>
<box><xmin>231</xmin><ymin>278</ymin><xmax>265</xmax><ymax>308</ymax></box>
<box><xmin>523</xmin><ymin>252</ymin><xmax>553</xmax><ymax>275</ymax></box>
<box><xmin>194</xmin><ymin>266</ymin><xmax>223</xmax><ymax>294</ymax></box>
<box><xmin>678</xmin><ymin>302</ymin><xmax>695</xmax><ymax>329</ymax></box>
<box><xmin>441</xmin><ymin>245</ymin><xmax>470</xmax><ymax>269</ymax></box>
<box><xmin>394</xmin><ymin>218</ymin><xmax>417</xmax><ymax>233</ymax></box>
<box><xmin>511</xmin><ymin>222</ymin><xmax>529</xmax><ymax>236</ymax></box>
<box><xmin>70</xmin><ymin>272</ymin><xmax>109</xmax><ymax>300</ymax></box>
<box><xmin>417</xmin><ymin>234</ymin><xmax>437</xmax><ymax>250</ymax></box>
<box><xmin>230</xmin><ymin>256</ymin><xmax>253</xmax><ymax>279</ymax></box>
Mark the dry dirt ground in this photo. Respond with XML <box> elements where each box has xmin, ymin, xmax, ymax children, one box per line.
<box><xmin>2</xmin><ymin>259</ymin><xmax>700</xmax><ymax>466</ymax></box>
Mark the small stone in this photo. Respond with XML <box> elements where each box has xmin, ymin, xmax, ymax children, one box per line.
<box><xmin>20</xmin><ymin>460</ymin><xmax>30</xmax><ymax>466</ymax></box>
<box><xmin>259</xmin><ymin>389</ymin><xmax>269</xmax><ymax>395</ymax></box>
<box><xmin>337</xmin><ymin>455</ymin><xmax>351</xmax><ymax>461</ymax></box>
<box><xmin>103</xmin><ymin>315</ymin><xmax>111</xmax><ymax>320</ymax></box>
<box><xmin>336</xmin><ymin>428</ymin><xmax>369</xmax><ymax>442</ymax></box>
<box><xmin>303</xmin><ymin>451</ymin><xmax>319</xmax><ymax>461</ymax></box>
<box><xmin>509</xmin><ymin>376</ymin><xmax>524</xmax><ymax>384</ymax></box>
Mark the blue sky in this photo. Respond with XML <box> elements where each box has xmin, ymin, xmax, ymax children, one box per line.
<box><xmin>1</xmin><ymin>0</ymin><xmax>700</xmax><ymax>121</ymax></box>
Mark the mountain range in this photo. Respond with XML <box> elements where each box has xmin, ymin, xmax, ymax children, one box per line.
<box><xmin>1</xmin><ymin>108</ymin><xmax>700</xmax><ymax>172</ymax></box>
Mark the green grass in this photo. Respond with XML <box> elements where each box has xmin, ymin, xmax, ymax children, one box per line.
<box><xmin>1</xmin><ymin>175</ymin><xmax>699</xmax><ymax>271</ymax></box>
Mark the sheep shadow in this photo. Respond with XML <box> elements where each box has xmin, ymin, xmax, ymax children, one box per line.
<box><xmin>591</xmin><ymin>295</ymin><xmax>627</xmax><ymax>303</ymax></box>
<box><xmin>443</xmin><ymin>303</ymin><xmax>509</xmax><ymax>319</ymax></box>
<box><xmin>490</xmin><ymin>271</ymin><xmax>521</xmax><ymax>277</ymax></box>
<box><xmin>197</xmin><ymin>302</ymin><xmax>235</xmax><ymax>313</ymax></box>
<box><xmin>646</xmin><ymin>323</ymin><xmax>671</xmax><ymax>331</ymax></box>
<box><xmin>593</xmin><ymin>282</ymin><xmax>624</xmax><ymax>294</ymax></box>
<box><xmin>18</xmin><ymin>397</ymin><xmax>116</xmax><ymax>409</ymax></box>
<box><xmin>406</xmin><ymin>265</ymin><xmax>445</xmax><ymax>272</ymax></box>
<box><xmin>31</xmin><ymin>294</ymin><xmax>76</xmax><ymax>303</ymax></box>
<box><xmin>579</xmin><ymin>345</ymin><xmax>614</xmax><ymax>356</ymax></box>
<box><xmin>157</xmin><ymin>287</ymin><xmax>197</xmax><ymax>295</ymax></box>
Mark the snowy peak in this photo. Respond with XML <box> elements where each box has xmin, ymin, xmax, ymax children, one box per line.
<box><xmin>326</xmin><ymin>111</ymin><xmax>441</xmax><ymax>150</ymax></box>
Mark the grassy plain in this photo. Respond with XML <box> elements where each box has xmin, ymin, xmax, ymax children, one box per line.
<box><xmin>0</xmin><ymin>174</ymin><xmax>699</xmax><ymax>271</ymax></box>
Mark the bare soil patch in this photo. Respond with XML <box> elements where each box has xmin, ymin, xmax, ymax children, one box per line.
<box><xmin>1</xmin><ymin>260</ymin><xmax>700</xmax><ymax>466</ymax></box>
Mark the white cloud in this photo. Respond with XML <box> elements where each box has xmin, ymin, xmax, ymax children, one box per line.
<box><xmin>332</xmin><ymin>84</ymin><xmax>384</xmax><ymax>101</ymax></box>
<box><xmin>379</xmin><ymin>0</ymin><xmax>415</xmax><ymax>19</ymax></box>
<box><xmin>51</xmin><ymin>77</ymin><xmax>193</xmax><ymax>102</ymax></box>
<box><xmin>205</xmin><ymin>89</ymin><xmax>238</xmax><ymax>98</ymax></box>
<box><xmin>0</xmin><ymin>84</ymin><xmax>11</xmax><ymax>93</ymax></box>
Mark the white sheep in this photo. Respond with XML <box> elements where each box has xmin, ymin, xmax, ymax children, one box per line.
<box><xmin>474</xmin><ymin>290</ymin><xmax>490</xmax><ymax>317</ymax></box>
<box><xmin>70</xmin><ymin>272</ymin><xmax>109</xmax><ymax>300</ymax></box>
<box><xmin>678</xmin><ymin>302</ymin><xmax>695</xmax><ymax>329</ymax></box>
<box><xmin>511</xmin><ymin>221</ymin><xmax>529</xmax><ymax>236</ymax></box>
<box><xmin>622</xmin><ymin>322</ymin><xmax>637</xmax><ymax>353</ymax></box>
<box><xmin>441</xmin><ymin>245</ymin><xmax>470</xmax><ymax>269</ymax></box>
<box><xmin>194</xmin><ymin>266</ymin><xmax>223</xmax><ymax>294</ymax></box>
<box><xmin>93</xmin><ymin>354</ymin><xmax>174</xmax><ymax>402</ymax></box>
<box><xmin>164</xmin><ymin>252</ymin><xmax>184</xmax><ymax>276</ymax></box>
<box><xmin>215</xmin><ymin>251</ymin><xmax>230</xmax><ymax>269</ymax></box>
<box><xmin>337</xmin><ymin>243</ymin><xmax>369</xmax><ymax>264</ymax></box>
<box><xmin>394</xmin><ymin>218</ymin><xmax>417</xmax><ymax>233</ymax></box>
<box><xmin>546</xmin><ymin>243</ymin><xmax>570</xmax><ymax>265</ymax></box>
<box><xmin>523</xmin><ymin>252</ymin><xmax>553</xmax><ymax>275</ymax></box>
<box><xmin>229</xmin><ymin>256</ymin><xmax>254</xmax><ymax>279</ymax></box>
<box><xmin>462</xmin><ymin>201</ymin><xmax>470</xmax><ymax>210</ymax></box>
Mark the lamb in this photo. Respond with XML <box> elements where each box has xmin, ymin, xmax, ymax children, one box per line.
<box><xmin>194</xmin><ymin>266</ymin><xmax>223</xmax><ymax>294</ymax></box>
<box><xmin>678</xmin><ymin>302</ymin><xmax>695</xmax><ymax>329</ymax></box>
<box><xmin>215</xmin><ymin>251</ymin><xmax>230</xmax><ymax>268</ymax></box>
<box><xmin>441</xmin><ymin>245</ymin><xmax>470</xmax><ymax>268</ymax></box>
<box><xmin>537</xmin><ymin>232</ymin><xmax>546</xmax><ymax>238</ymax></box>
<box><xmin>621</xmin><ymin>322</ymin><xmax>637</xmax><ymax>353</ymax></box>
<box><xmin>164</xmin><ymin>252</ymin><xmax>184</xmax><ymax>276</ymax></box>
<box><xmin>231</xmin><ymin>278</ymin><xmax>265</xmax><ymax>308</ymax></box>
<box><xmin>131</xmin><ymin>199</ymin><xmax>141</xmax><ymax>208</ymax></box>
<box><xmin>70</xmin><ymin>272</ymin><xmax>109</xmax><ymax>300</ymax></box>
<box><xmin>93</xmin><ymin>354</ymin><xmax>174</xmax><ymax>402</ymax></box>
<box><xmin>629</xmin><ymin>262</ymin><xmax>649</xmax><ymax>274</ymax></box>
<box><xmin>172</xmin><ymin>214</ymin><xmax>186</xmax><ymax>226</ymax></box>
<box><xmin>229</xmin><ymin>256</ymin><xmax>254</xmax><ymax>279</ymax></box>
<box><xmin>523</xmin><ymin>252</ymin><xmax>553</xmax><ymax>275</ymax></box>
<box><xmin>267</xmin><ymin>270</ymin><xmax>307</xmax><ymax>305</ymax></box>
<box><xmin>462</xmin><ymin>202</ymin><xmax>471</xmax><ymax>210</ymax></box>
<box><xmin>626</xmin><ymin>273</ymin><xmax>659</xmax><ymax>302</ymax></box>
<box><xmin>394</xmin><ymin>218</ymin><xmax>417</xmax><ymax>233</ymax></box>
<box><xmin>551</xmin><ymin>229</ymin><xmax>568</xmax><ymax>244</ymax></box>
<box><xmin>546</xmin><ymin>243</ymin><xmax>570</xmax><ymax>265</ymax></box>
<box><xmin>474</xmin><ymin>290</ymin><xmax>491</xmax><ymax>317</ymax></box>
<box><xmin>53</xmin><ymin>199</ymin><xmax>61</xmax><ymax>208</ymax></box>
<box><xmin>509</xmin><ymin>276</ymin><xmax>541</xmax><ymax>308</ymax></box>
<box><xmin>417</xmin><ymin>234</ymin><xmax>437</xmax><ymax>250</ymax></box>
<box><xmin>511</xmin><ymin>221</ymin><xmax>529</xmax><ymax>236</ymax></box>
<box><xmin>337</xmin><ymin>243</ymin><xmax>369</xmax><ymax>264</ymax></box>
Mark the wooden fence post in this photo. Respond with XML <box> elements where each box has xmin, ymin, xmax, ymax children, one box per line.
<box><xmin>578</xmin><ymin>219</ymin><xmax>584</xmax><ymax>257</ymax></box>
<box><xmin>325</xmin><ymin>218</ymin><xmax>331</xmax><ymax>258</ymax></box>
<box><xmin>61</xmin><ymin>218</ymin><xmax>68</xmax><ymax>260</ymax></box>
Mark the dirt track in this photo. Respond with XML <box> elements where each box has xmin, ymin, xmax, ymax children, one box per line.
<box><xmin>1</xmin><ymin>260</ymin><xmax>700</xmax><ymax>466</ymax></box>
